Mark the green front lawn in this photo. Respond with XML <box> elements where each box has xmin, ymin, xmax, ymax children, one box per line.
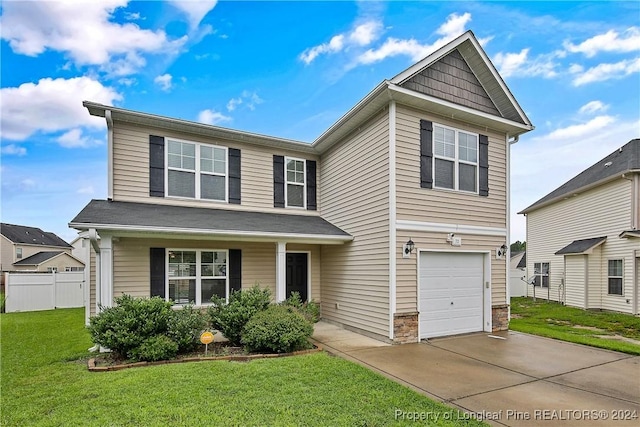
<box><xmin>1</xmin><ymin>308</ymin><xmax>485</xmax><ymax>426</ymax></box>
<box><xmin>510</xmin><ymin>297</ymin><xmax>640</xmax><ymax>355</ymax></box>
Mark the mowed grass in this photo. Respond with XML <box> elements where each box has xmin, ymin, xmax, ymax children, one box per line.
<box><xmin>510</xmin><ymin>297</ymin><xmax>640</xmax><ymax>355</ymax></box>
<box><xmin>1</xmin><ymin>308</ymin><xmax>486</xmax><ymax>426</ymax></box>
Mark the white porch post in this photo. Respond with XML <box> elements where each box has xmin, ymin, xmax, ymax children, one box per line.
<box><xmin>275</xmin><ymin>241</ymin><xmax>287</xmax><ymax>302</ymax></box>
<box><xmin>99</xmin><ymin>234</ymin><xmax>114</xmax><ymax>309</ymax></box>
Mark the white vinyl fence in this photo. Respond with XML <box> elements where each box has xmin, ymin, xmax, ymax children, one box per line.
<box><xmin>510</xmin><ymin>269</ymin><xmax>528</xmax><ymax>298</ymax></box>
<box><xmin>4</xmin><ymin>271</ymin><xmax>84</xmax><ymax>313</ymax></box>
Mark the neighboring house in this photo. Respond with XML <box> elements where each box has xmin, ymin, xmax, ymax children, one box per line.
<box><xmin>519</xmin><ymin>139</ymin><xmax>639</xmax><ymax>315</ymax></box>
<box><xmin>510</xmin><ymin>251</ymin><xmax>527</xmax><ymax>297</ymax></box>
<box><xmin>70</xmin><ymin>31</ymin><xmax>534</xmax><ymax>342</ymax></box>
<box><xmin>1</xmin><ymin>223</ymin><xmax>82</xmax><ymax>273</ymax></box>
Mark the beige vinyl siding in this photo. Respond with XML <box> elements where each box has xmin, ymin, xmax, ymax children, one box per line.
<box><xmin>564</xmin><ymin>255</ymin><xmax>586</xmax><ymax>308</ymax></box>
<box><xmin>526</xmin><ymin>178</ymin><xmax>637</xmax><ymax>313</ymax></box>
<box><xmin>319</xmin><ymin>110</ymin><xmax>390</xmax><ymax>339</ymax></box>
<box><xmin>395</xmin><ymin>105</ymin><xmax>507</xmax><ymax>228</ymax></box>
<box><xmin>1</xmin><ymin>239</ymin><xmax>74</xmax><ymax>271</ymax></box>
<box><xmin>1</xmin><ymin>235</ymin><xmax>15</xmax><ymax>271</ymax></box>
<box><xmin>112</xmin><ymin>122</ymin><xmax>320</xmax><ymax>214</ymax></box>
<box><xmin>12</xmin><ymin>254</ymin><xmax>84</xmax><ymax>272</ymax></box>
<box><xmin>396</xmin><ymin>231</ymin><xmax>507</xmax><ymax>313</ymax></box>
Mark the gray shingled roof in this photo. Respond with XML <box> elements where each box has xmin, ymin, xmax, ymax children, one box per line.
<box><xmin>1</xmin><ymin>223</ymin><xmax>71</xmax><ymax>247</ymax></box>
<box><xmin>520</xmin><ymin>139</ymin><xmax>640</xmax><ymax>214</ymax></box>
<box><xmin>70</xmin><ymin>200</ymin><xmax>352</xmax><ymax>239</ymax></box>
<box><xmin>555</xmin><ymin>237</ymin><xmax>607</xmax><ymax>255</ymax></box>
<box><xmin>13</xmin><ymin>251</ymin><xmax>64</xmax><ymax>266</ymax></box>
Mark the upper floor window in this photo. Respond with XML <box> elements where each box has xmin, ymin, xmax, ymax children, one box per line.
<box><xmin>533</xmin><ymin>262</ymin><xmax>549</xmax><ymax>287</ymax></box>
<box><xmin>608</xmin><ymin>259</ymin><xmax>623</xmax><ymax>295</ymax></box>
<box><xmin>433</xmin><ymin>125</ymin><xmax>478</xmax><ymax>193</ymax></box>
<box><xmin>166</xmin><ymin>139</ymin><xmax>227</xmax><ymax>201</ymax></box>
<box><xmin>16</xmin><ymin>247</ymin><xmax>22</xmax><ymax>259</ymax></box>
<box><xmin>286</xmin><ymin>157</ymin><xmax>306</xmax><ymax>208</ymax></box>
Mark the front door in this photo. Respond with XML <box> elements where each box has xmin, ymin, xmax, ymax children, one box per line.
<box><xmin>286</xmin><ymin>253</ymin><xmax>308</xmax><ymax>302</ymax></box>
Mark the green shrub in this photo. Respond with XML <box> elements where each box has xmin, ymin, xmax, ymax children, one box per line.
<box><xmin>281</xmin><ymin>292</ymin><xmax>321</xmax><ymax>323</ymax></box>
<box><xmin>131</xmin><ymin>335</ymin><xmax>179</xmax><ymax>362</ymax></box>
<box><xmin>241</xmin><ymin>305</ymin><xmax>313</xmax><ymax>353</ymax></box>
<box><xmin>167</xmin><ymin>305</ymin><xmax>207</xmax><ymax>353</ymax></box>
<box><xmin>207</xmin><ymin>285</ymin><xmax>271</xmax><ymax>345</ymax></box>
<box><xmin>88</xmin><ymin>295</ymin><xmax>174</xmax><ymax>359</ymax></box>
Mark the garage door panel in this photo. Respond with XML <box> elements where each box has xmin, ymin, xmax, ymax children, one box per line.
<box><xmin>419</xmin><ymin>252</ymin><xmax>484</xmax><ymax>339</ymax></box>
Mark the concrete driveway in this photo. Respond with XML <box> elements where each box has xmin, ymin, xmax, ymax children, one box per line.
<box><xmin>313</xmin><ymin>322</ymin><xmax>640</xmax><ymax>426</ymax></box>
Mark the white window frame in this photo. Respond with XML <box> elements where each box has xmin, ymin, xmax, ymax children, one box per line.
<box><xmin>166</xmin><ymin>249</ymin><xmax>229</xmax><ymax>306</ymax></box>
<box><xmin>607</xmin><ymin>259</ymin><xmax>623</xmax><ymax>296</ymax></box>
<box><xmin>432</xmin><ymin>123</ymin><xmax>479</xmax><ymax>194</ymax></box>
<box><xmin>284</xmin><ymin>156</ymin><xmax>306</xmax><ymax>209</ymax></box>
<box><xmin>533</xmin><ymin>262</ymin><xmax>550</xmax><ymax>288</ymax></box>
<box><xmin>47</xmin><ymin>267</ymin><xmax>58</xmax><ymax>273</ymax></box>
<box><xmin>65</xmin><ymin>266</ymin><xmax>84</xmax><ymax>272</ymax></box>
<box><xmin>165</xmin><ymin>138</ymin><xmax>228</xmax><ymax>202</ymax></box>
<box><xmin>16</xmin><ymin>247</ymin><xmax>22</xmax><ymax>259</ymax></box>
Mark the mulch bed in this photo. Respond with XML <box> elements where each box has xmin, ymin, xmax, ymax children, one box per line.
<box><xmin>87</xmin><ymin>341</ymin><xmax>322</xmax><ymax>372</ymax></box>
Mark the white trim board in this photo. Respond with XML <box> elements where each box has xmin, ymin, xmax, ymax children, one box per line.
<box><xmin>397</xmin><ymin>220</ymin><xmax>507</xmax><ymax>236</ymax></box>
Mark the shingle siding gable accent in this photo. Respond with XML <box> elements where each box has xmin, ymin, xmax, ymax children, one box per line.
<box><xmin>273</xmin><ymin>155</ymin><xmax>285</xmax><ymax>208</ymax></box>
<box><xmin>401</xmin><ymin>49</ymin><xmax>501</xmax><ymax>117</ymax></box>
<box><xmin>149</xmin><ymin>135</ymin><xmax>165</xmax><ymax>197</ymax></box>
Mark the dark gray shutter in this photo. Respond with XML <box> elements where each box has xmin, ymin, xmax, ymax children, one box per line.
<box><xmin>306</xmin><ymin>160</ymin><xmax>317</xmax><ymax>211</ymax></box>
<box><xmin>420</xmin><ymin>120</ymin><xmax>433</xmax><ymax>188</ymax></box>
<box><xmin>228</xmin><ymin>148</ymin><xmax>241</xmax><ymax>204</ymax></box>
<box><xmin>229</xmin><ymin>249</ymin><xmax>242</xmax><ymax>294</ymax></box>
<box><xmin>149</xmin><ymin>135</ymin><xmax>165</xmax><ymax>197</ymax></box>
<box><xmin>150</xmin><ymin>248</ymin><xmax>165</xmax><ymax>298</ymax></box>
<box><xmin>479</xmin><ymin>134</ymin><xmax>489</xmax><ymax>197</ymax></box>
<box><xmin>273</xmin><ymin>155</ymin><xmax>285</xmax><ymax>208</ymax></box>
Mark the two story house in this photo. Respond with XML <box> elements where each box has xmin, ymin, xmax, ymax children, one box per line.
<box><xmin>519</xmin><ymin>139</ymin><xmax>639</xmax><ymax>315</ymax></box>
<box><xmin>70</xmin><ymin>31</ymin><xmax>534</xmax><ymax>343</ymax></box>
<box><xmin>1</xmin><ymin>223</ymin><xmax>83</xmax><ymax>274</ymax></box>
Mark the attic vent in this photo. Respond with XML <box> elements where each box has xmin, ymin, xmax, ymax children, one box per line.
<box><xmin>604</xmin><ymin>161</ymin><xmax>613</xmax><ymax>167</ymax></box>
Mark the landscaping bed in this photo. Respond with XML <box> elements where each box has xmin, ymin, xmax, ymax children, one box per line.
<box><xmin>510</xmin><ymin>297</ymin><xmax>640</xmax><ymax>355</ymax></box>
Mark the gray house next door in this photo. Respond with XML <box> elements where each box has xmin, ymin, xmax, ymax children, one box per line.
<box><xmin>286</xmin><ymin>252</ymin><xmax>308</xmax><ymax>302</ymax></box>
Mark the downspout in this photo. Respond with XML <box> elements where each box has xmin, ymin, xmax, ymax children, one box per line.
<box><xmin>88</xmin><ymin>229</ymin><xmax>100</xmax><ymax>352</ymax></box>
<box><xmin>505</xmin><ymin>134</ymin><xmax>519</xmax><ymax>321</ymax></box>
<box><xmin>106</xmin><ymin>110</ymin><xmax>114</xmax><ymax>201</ymax></box>
<box><xmin>388</xmin><ymin>99</ymin><xmax>397</xmax><ymax>341</ymax></box>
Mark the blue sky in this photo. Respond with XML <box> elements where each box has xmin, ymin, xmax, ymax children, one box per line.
<box><xmin>1</xmin><ymin>0</ymin><xmax>639</xmax><ymax>243</ymax></box>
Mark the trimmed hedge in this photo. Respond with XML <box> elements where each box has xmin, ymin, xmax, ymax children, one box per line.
<box><xmin>241</xmin><ymin>305</ymin><xmax>313</xmax><ymax>353</ymax></box>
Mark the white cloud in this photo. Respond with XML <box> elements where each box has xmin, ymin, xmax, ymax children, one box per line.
<box><xmin>56</xmin><ymin>128</ymin><xmax>102</xmax><ymax>148</ymax></box>
<box><xmin>546</xmin><ymin>115</ymin><xmax>616</xmax><ymax>140</ymax></box>
<box><xmin>197</xmin><ymin>109</ymin><xmax>231</xmax><ymax>125</ymax></box>
<box><xmin>227</xmin><ymin>91</ymin><xmax>264</xmax><ymax>112</ymax></box>
<box><xmin>0</xmin><ymin>1</ymin><xmax>187</xmax><ymax>75</ymax></box>
<box><xmin>1</xmin><ymin>144</ymin><xmax>27</xmax><ymax>156</ymax></box>
<box><xmin>300</xmin><ymin>19</ymin><xmax>384</xmax><ymax>64</ymax></box>
<box><xmin>77</xmin><ymin>185</ymin><xmax>95</xmax><ymax>195</ymax></box>
<box><xmin>154</xmin><ymin>74</ymin><xmax>173</xmax><ymax>92</ymax></box>
<box><xmin>20</xmin><ymin>178</ymin><xmax>37</xmax><ymax>190</ymax></box>
<box><xmin>578</xmin><ymin>101</ymin><xmax>609</xmax><ymax>115</ymax></box>
<box><xmin>564</xmin><ymin>27</ymin><xmax>640</xmax><ymax>57</ymax></box>
<box><xmin>169</xmin><ymin>0</ymin><xmax>218</xmax><ymax>28</ymax></box>
<box><xmin>568</xmin><ymin>63</ymin><xmax>584</xmax><ymax>74</ymax></box>
<box><xmin>572</xmin><ymin>57</ymin><xmax>640</xmax><ymax>86</ymax></box>
<box><xmin>357</xmin><ymin>13</ymin><xmax>471</xmax><ymax>65</ymax></box>
<box><xmin>227</xmin><ymin>97</ymin><xmax>242</xmax><ymax>112</ymax></box>
<box><xmin>0</xmin><ymin>77</ymin><xmax>122</xmax><ymax>141</ymax></box>
<box><xmin>493</xmin><ymin>49</ymin><xmax>559</xmax><ymax>78</ymax></box>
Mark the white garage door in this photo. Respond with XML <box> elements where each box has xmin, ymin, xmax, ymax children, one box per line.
<box><xmin>419</xmin><ymin>252</ymin><xmax>484</xmax><ymax>339</ymax></box>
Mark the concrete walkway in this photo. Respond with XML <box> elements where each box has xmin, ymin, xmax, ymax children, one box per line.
<box><xmin>313</xmin><ymin>322</ymin><xmax>640</xmax><ymax>426</ymax></box>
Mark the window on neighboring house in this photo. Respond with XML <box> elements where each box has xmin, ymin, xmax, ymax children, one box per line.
<box><xmin>533</xmin><ymin>262</ymin><xmax>549</xmax><ymax>287</ymax></box>
<box><xmin>16</xmin><ymin>247</ymin><xmax>22</xmax><ymax>259</ymax></box>
<box><xmin>47</xmin><ymin>267</ymin><xmax>58</xmax><ymax>273</ymax></box>
<box><xmin>65</xmin><ymin>267</ymin><xmax>84</xmax><ymax>272</ymax></box>
<box><xmin>433</xmin><ymin>125</ymin><xmax>478</xmax><ymax>192</ymax></box>
<box><xmin>608</xmin><ymin>259</ymin><xmax>623</xmax><ymax>295</ymax></box>
<box><xmin>167</xmin><ymin>250</ymin><xmax>227</xmax><ymax>305</ymax></box>
<box><xmin>285</xmin><ymin>157</ymin><xmax>305</xmax><ymax>208</ymax></box>
<box><xmin>166</xmin><ymin>139</ymin><xmax>227</xmax><ymax>201</ymax></box>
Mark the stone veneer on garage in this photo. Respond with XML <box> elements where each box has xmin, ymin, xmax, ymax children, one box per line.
<box><xmin>393</xmin><ymin>312</ymin><xmax>419</xmax><ymax>344</ymax></box>
<box><xmin>491</xmin><ymin>305</ymin><xmax>509</xmax><ymax>331</ymax></box>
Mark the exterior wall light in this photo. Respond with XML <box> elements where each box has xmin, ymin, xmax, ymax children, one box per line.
<box><xmin>403</xmin><ymin>238</ymin><xmax>415</xmax><ymax>259</ymax></box>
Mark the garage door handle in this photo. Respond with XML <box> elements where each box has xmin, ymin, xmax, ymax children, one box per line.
<box><xmin>450</xmin><ymin>302</ymin><xmax>454</xmax><ymax>305</ymax></box>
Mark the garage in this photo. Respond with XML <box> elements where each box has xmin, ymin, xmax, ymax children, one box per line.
<box><xmin>419</xmin><ymin>252</ymin><xmax>485</xmax><ymax>339</ymax></box>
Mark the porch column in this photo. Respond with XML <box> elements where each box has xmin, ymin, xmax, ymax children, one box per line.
<box><xmin>275</xmin><ymin>241</ymin><xmax>287</xmax><ymax>302</ymax></box>
<box><xmin>99</xmin><ymin>234</ymin><xmax>114</xmax><ymax>309</ymax></box>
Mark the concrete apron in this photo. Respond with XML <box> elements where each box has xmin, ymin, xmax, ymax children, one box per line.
<box><xmin>312</xmin><ymin>322</ymin><xmax>640</xmax><ymax>427</ymax></box>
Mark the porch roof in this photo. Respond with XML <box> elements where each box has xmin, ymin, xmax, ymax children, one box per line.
<box><xmin>69</xmin><ymin>200</ymin><xmax>353</xmax><ymax>244</ymax></box>
<box><xmin>554</xmin><ymin>236</ymin><xmax>607</xmax><ymax>255</ymax></box>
